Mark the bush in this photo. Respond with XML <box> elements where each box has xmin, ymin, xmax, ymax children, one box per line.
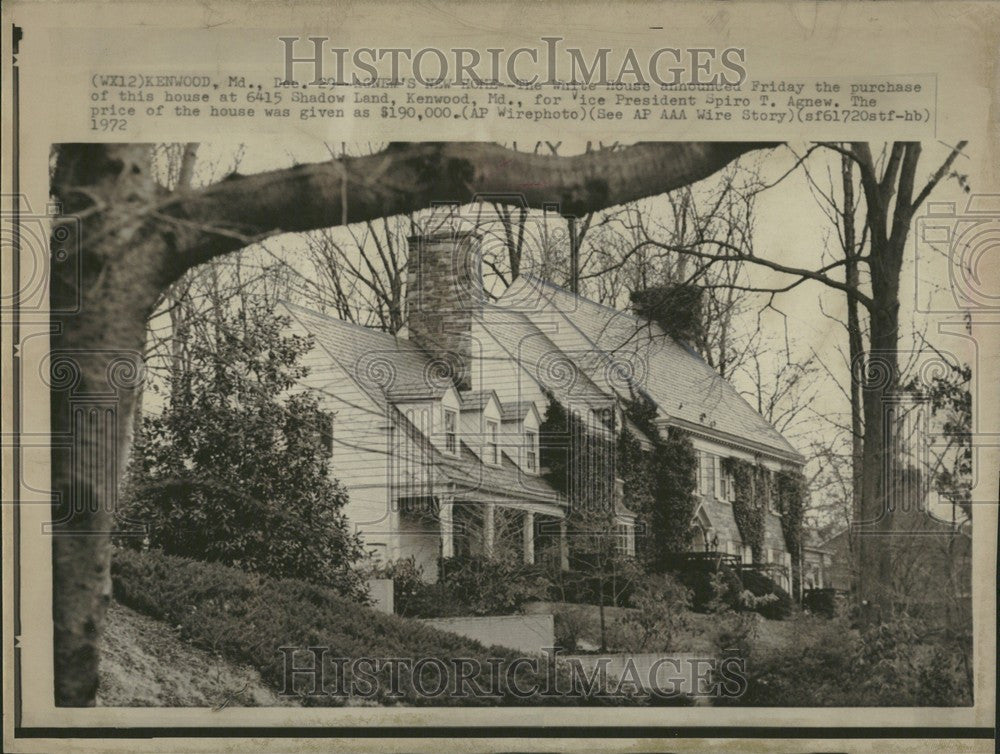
<box><xmin>672</xmin><ymin>563</ymin><xmax>742</xmax><ymax>612</ymax></box>
<box><xmin>112</xmin><ymin>548</ymin><xmax>607</xmax><ymax>706</ymax></box>
<box><xmin>119</xmin><ymin>302</ymin><xmax>365</xmax><ymax>599</ymax></box>
<box><xmin>738</xmin><ymin>570</ymin><xmax>793</xmax><ymax>620</ymax></box>
<box><xmin>609</xmin><ymin>573</ymin><xmax>693</xmax><ymax>653</ymax></box>
<box><xmin>439</xmin><ymin>555</ymin><xmax>552</xmax><ymax>615</ymax></box>
<box><xmin>552</xmin><ymin>605</ymin><xmax>594</xmax><ymax>653</ymax></box>
<box><xmin>717</xmin><ymin>615</ymin><xmax>863</xmax><ymax>706</ymax></box>
<box><xmin>367</xmin><ymin>555</ymin><xmax>554</xmax><ymax>619</ymax></box>
<box><xmin>549</xmin><ymin>557</ymin><xmax>644</xmax><ymax>608</ymax></box>
<box><xmin>715</xmin><ymin>612</ymin><xmax>974</xmax><ymax>707</ymax></box>
<box><xmin>360</xmin><ymin>557</ymin><xmax>458</xmax><ymax>619</ymax></box>
<box><xmin>802</xmin><ymin>588</ymin><xmax>837</xmax><ymax>618</ymax></box>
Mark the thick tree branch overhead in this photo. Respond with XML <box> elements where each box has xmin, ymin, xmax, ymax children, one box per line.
<box><xmin>153</xmin><ymin>141</ymin><xmax>777</xmax><ymax>284</ymax></box>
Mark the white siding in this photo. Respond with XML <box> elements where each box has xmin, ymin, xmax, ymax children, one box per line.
<box><xmin>282</xmin><ymin>310</ymin><xmax>399</xmax><ymax>544</ymax></box>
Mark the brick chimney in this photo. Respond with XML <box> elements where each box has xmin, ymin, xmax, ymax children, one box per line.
<box><xmin>405</xmin><ymin>230</ymin><xmax>483</xmax><ymax>391</ymax></box>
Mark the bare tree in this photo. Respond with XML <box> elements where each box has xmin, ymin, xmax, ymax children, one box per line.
<box><xmin>579</xmin><ymin>164</ymin><xmax>761</xmax><ymax>380</ymax></box>
<box><xmin>796</xmin><ymin>142</ymin><xmax>968</xmax><ymax>615</ymax></box>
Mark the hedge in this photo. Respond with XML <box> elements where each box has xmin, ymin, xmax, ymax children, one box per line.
<box><xmin>738</xmin><ymin>569</ymin><xmax>793</xmax><ymax>620</ymax></box>
<box><xmin>111</xmin><ymin>548</ymin><xmax>646</xmax><ymax>706</ymax></box>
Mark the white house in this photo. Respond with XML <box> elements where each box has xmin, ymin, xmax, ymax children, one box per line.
<box><xmin>279</xmin><ymin>229</ymin><xmax>804</xmax><ymax>585</ymax></box>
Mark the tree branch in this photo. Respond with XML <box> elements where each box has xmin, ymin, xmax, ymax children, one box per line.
<box><xmin>149</xmin><ymin>141</ymin><xmax>778</xmax><ymax>287</ymax></box>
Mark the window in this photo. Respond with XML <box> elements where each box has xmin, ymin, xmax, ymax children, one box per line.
<box><xmin>615</xmin><ymin>524</ymin><xmax>631</xmax><ymax>555</ymax></box>
<box><xmin>699</xmin><ymin>452</ymin><xmax>716</xmax><ymax>498</ymax></box>
<box><xmin>486</xmin><ymin>420</ymin><xmax>499</xmax><ymax>464</ymax></box>
<box><xmin>525</xmin><ymin>429</ymin><xmax>538</xmax><ymax>472</ymax></box>
<box><xmin>717</xmin><ymin>457</ymin><xmax>733</xmax><ymax>502</ymax></box>
<box><xmin>444</xmin><ymin>409</ymin><xmax>457</xmax><ymax>454</ymax></box>
<box><xmin>312</xmin><ymin>412</ymin><xmax>334</xmax><ymax>458</ymax></box>
<box><xmin>765</xmin><ymin>472</ymin><xmax>778</xmax><ymax>514</ymax></box>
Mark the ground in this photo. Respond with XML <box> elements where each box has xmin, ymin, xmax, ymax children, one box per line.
<box><xmin>98</xmin><ymin>601</ymin><xmax>297</xmax><ymax>707</ymax></box>
<box><xmin>97</xmin><ymin>595</ymin><xmax>827</xmax><ymax>706</ymax></box>
<box><xmin>529</xmin><ymin>599</ymin><xmax>793</xmax><ymax>654</ymax></box>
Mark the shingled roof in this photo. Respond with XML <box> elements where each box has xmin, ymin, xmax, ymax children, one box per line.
<box><xmin>497</xmin><ymin>276</ymin><xmax>803</xmax><ymax>463</ymax></box>
<box><xmin>281</xmin><ymin>300</ymin><xmax>445</xmax><ymax>406</ymax></box>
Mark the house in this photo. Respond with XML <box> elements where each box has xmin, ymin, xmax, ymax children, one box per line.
<box><xmin>800</xmin><ymin>529</ymin><xmax>836</xmax><ymax>591</ymax></box>
<box><xmin>279</xmin><ymin>229</ymin><xmax>805</xmax><ymax>585</ymax></box>
<box><xmin>821</xmin><ymin>493</ymin><xmax>972</xmax><ymax>617</ymax></box>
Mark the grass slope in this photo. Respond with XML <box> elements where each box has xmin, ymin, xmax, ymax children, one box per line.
<box><xmin>111</xmin><ymin>548</ymin><xmax>617</xmax><ymax>706</ymax></box>
<box><xmin>98</xmin><ymin>601</ymin><xmax>296</xmax><ymax>707</ymax></box>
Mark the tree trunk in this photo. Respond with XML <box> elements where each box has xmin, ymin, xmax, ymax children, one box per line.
<box><xmin>841</xmin><ymin>152</ymin><xmax>866</xmax><ymax>595</ymax></box>
<box><xmin>856</xmin><ymin>232</ymin><xmax>904</xmax><ymax>621</ymax></box>
<box><xmin>849</xmin><ymin>140</ymin><xmax>968</xmax><ymax>621</ymax></box>
<box><xmin>50</xmin><ymin>144</ymin><xmax>161</xmax><ymax>705</ymax></box>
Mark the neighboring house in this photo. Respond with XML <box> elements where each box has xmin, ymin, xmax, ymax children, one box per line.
<box><xmin>822</xmin><ymin>499</ymin><xmax>972</xmax><ymax>614</ymax></box>
<box><xmin>801</xmin><ymin>529</ymin><xmax>835</xmax><ymax>592</ymax></box>
<box><xmin>279</xmin><ymin>229</ymin><xmax>805</xmax><ymax>584</ymax></box>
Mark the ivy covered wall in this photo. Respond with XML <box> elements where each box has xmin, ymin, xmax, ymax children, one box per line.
<box><xmin>621</xmin><ymin>394</ymin><xmax>698</xmax><ymax>568</ymax></box>
<box><xmin>538</xmin><ymin>391</ymin><xmax>615</xmax><ymax>512</ymax></box>
<box><xmin>775</xmin><ymin>468</ymin><xmax>808</xmax><ymax>595</ymax></box>
<box><xmin>538</xmin><ymin>390</ymin><xmax>698</xmax><ymax>572</ymax></box>
<box><xmin>720</xmin><ymin>457</ymin><xmax>808</xmax><ymax>580</ymax></box>
<box><xmin>537</xmin><ymin>389</ymin><xmax>808</xmax><ymax>587</ymax></box>
<box><xmin>721</xmin><ymin>457</ymin><xmax>769</xmax><ymax>562</ymax></box>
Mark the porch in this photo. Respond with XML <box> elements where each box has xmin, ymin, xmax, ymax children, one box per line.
<box><xmin>393</xmin><ymin>494</ymin><xmax>571</xmax><ymax>581</ymax></box>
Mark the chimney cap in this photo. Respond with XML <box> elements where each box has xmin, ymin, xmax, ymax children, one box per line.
<box><xmin>407</xmin><ymin>229</ymin><xmax>482</xmax><ymax>244</ymax></box>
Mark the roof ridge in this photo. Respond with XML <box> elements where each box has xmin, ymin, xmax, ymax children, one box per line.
<box><xmin>517</xmin><ymin>274</ymin><xmax>642</xmax><ymax>322</ymax></box>
<box><xmin>279</xmin><ymin>299</ymin><xmax>408</xmax><ymax>346</ymax></box>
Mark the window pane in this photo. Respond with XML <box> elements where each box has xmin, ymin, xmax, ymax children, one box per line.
<box><xmin>701</xmin><ymin>453</ymin><xmax>715</xmax><ymax>497</ymax></box>
<box><xmin>525</xmin><ymin>430</ymin><xmax>537</xmax><ymax>471</ymax></box>
<box><xmin>444</xmin><ymin>409</ymin><xmax>457</xmax><ymax>453</ymax></box>
<box><xmin>487</xmin><ymin>420</ymin><xmax>498</xmax><ymax>464</ymax></box>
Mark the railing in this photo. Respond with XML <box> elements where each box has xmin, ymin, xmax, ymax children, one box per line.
<box><xmin>663</xmin><ymin>551</ymin><xmax>794</xmax><ymax>594</ymax></box>
<box><xmin>735</xmin><ymin>561</ymin><xmax>788</xmax><ymax>578</ymax></box>
<box><xmin>660</xmin><ymin>550</ymin><xmax>743</xmax><ymax>571</ymax></box>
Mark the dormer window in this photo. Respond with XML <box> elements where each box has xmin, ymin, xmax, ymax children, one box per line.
<box><xmin>444</xmin><ymin>409</ymin><xmax>458</xmax><ymax>454</ymax></box>
<box><xmin>486</xmin><ymin>420</ymin><xmax>499</xmax><ymax>465</ymax></box>
<box><xmin>525</xmin><ymin>429</ymin><xmax>538</xmax><ymax>472</ymax></box>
